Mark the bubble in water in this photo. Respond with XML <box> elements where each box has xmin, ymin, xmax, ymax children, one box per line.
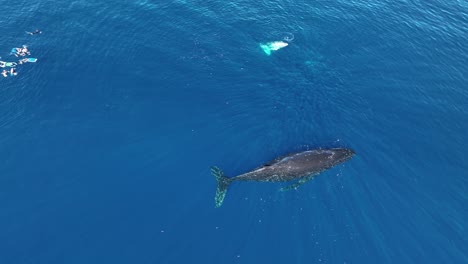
<box><xmin>282</xmin><ymin>32</ymin><xmax>295</xmax><ymax>42</ymax></box>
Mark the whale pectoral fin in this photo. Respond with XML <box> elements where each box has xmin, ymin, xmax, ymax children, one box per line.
<box><xmin>279</xmin><ymin>174</ymin><xmax>316</xmax><ymax>192</ymax></box>
<box><xmin>279</xmin><ymin>182</ymin><xmax>301</xmax><ymax>192</ymax></box>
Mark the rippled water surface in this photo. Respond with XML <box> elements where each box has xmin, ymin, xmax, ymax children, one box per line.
<box><xmin>0</xmin><ymin>0</ymin><xmax>467</xmax><ymax>263</ymax></box>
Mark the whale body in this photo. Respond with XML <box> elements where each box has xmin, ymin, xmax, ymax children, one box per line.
<box><xmin>211</xmin><ymin>148</ymin><xmax>355</xmax><ymax>207</ymax></box>
<box><xmin>260</xmin><ymin>41</ymin><xmax>289</xmax><ymax>55</ymax></box>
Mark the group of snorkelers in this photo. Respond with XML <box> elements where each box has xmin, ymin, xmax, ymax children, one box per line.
<box><xmin>0</xmin><ymin>61</ymin><xmax>18</xmax><ymax>77</ymax></box>
<box><xmin>1</xmin><ymin>45</ymin><xmax>30</xmax><ymax>78</ymax></box>
<box><xmin>1</xmin><ymin>29</ymin><xmax>41</xmax><ymax>78</ymax></box>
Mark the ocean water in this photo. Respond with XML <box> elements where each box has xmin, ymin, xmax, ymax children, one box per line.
<box><xmin>0</xmin><ymin>0</ymin><xmax>467</xmax><ymax>263</ymax></box>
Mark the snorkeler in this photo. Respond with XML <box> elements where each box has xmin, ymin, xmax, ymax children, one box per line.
<box><xmin>12</xmin><ymin>48</ymin><xmax>21</xmax><ymax>57</ymax></box>
<box><xmin>21</xmin><ymin>45</ymin><xmax>30</xmax><ymax>55</ymax></box>
<box><xmin>10</xmin><ymin>68</ymin><xmax>17</xmax><ymax>76</ymax></box>
<box><xmin>1</xmin><ymin>70</ymin><xmax>8</xmax><ymax>77</ymax></box>
<box><xmin>0</xmin><ymin>61</ymin><xmax>17</xmax><ymax>67</ymax></box>
<box><xmin>26</xmin><ymin>29</ymin><xmax>42</xmax><ymax>35</ymax></box>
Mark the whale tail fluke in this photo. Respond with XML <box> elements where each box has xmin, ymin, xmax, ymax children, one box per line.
<box><xmin>211</xmin><ymin>166</ymin><xmax>232</xmax><ymax>208</ymax></box>
<box><xmin>260</xmin><ymin>44</ymin><xmax>272</xmax><ymax>55</ymax></box>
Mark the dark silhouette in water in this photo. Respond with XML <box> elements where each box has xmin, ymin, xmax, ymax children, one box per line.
<box><xmin>211</xmin><ymin>148</ymin><xmax>355</xmax><ymax>207</ymax></box>
<box><xmin>26</xmin><ymin>29</ymin><xmax>42</xmax><ymax>35</ymax></box>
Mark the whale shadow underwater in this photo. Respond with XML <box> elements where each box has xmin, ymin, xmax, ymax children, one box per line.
<box><xmin>211</xmin><ymin>148</ymin><xmax>355</xmax><ymax>207</ymax></box>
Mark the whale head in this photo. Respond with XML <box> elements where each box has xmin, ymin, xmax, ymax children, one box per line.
<box><xmin>330</xmin><ymin>148</ymin><xmax>355</xmax><ymax>164</ymax></box>
<box><xmin>269</xmin><ymin>41</ymin><xmax>288</xmax><ymax>51</ymax></box>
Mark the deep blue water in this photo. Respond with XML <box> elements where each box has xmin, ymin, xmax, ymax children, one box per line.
<box><xmin>0</xmin><ymin>0</ymin><xmax>467</xmax><ymax>263</ymax></box>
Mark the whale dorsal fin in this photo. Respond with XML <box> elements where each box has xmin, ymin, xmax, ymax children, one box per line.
<box><xmin>261</xmin><ymin>153</ymin><xmax>295</xmax><ymax>167</ymax></box>
<box><xmin>261</xmin><ymin>157</ymin><xmax>280</xmax><ymax>167</ymax></box>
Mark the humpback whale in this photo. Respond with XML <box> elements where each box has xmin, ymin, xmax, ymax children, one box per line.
<box><xmin>211</xmin><ymin>148</ymin><xmax>355</xmax><ymax>207</ymax></box>
<box><xmin>260</xmin><ymin>41</ymin><xmax>289</xmax><ymax>55</ymax></box>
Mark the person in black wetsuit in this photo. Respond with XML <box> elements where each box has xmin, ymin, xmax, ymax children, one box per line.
<box><xmin>27</xmin><ymin>29</ymin><xmax>42</xmax><ymax>35</ymax></box>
